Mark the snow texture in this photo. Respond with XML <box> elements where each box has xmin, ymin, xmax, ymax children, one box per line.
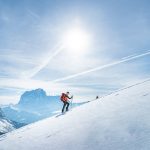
<box><xmin>0</xmin><ymin>80</ymin><xmax>150</xmax><ymax>150</ymax></box>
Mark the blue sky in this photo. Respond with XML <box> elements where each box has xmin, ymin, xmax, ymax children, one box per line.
<box><xmin>0</xmin><ymin>0</ymin><xmax>150</xmax><ymax>104</ymax></box>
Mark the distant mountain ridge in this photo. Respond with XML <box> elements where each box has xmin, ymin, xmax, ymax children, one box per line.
<box><xmin>18</xmin><ymin>89</ymin><xmax>49</xmax><ymax>106</ymax></box>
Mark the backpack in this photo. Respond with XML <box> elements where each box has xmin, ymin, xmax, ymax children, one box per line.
<box><xmin>60</xmin><ymin>93</ymin><xmax>66</xmax><ymax>101</ymax></box>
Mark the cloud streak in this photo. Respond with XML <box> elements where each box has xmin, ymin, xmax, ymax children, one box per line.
<box><xmin>24</xmin><ymin>43</ymin><xmax>64</xmax><ymax>78</ymax></box>
<box><xmin>27</xmin><ymin>9</ymin><xmax>40</xmax><ymax>20</ymax></box>
<box><xmin>51</xmin><ymin>50</ymin><xmax>150</xmax><ymax>83</ymax></box>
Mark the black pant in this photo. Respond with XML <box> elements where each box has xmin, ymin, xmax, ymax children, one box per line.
<box><xmin>62</xmin><ymin>101</ymin><xmax>70</xmax><ymax>113</ymax></box>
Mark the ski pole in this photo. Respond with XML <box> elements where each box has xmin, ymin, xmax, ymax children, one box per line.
<box><xmin>71</xmin><ymin>95</ymin><xmax>73</xmax><ymax>110</ymax></box>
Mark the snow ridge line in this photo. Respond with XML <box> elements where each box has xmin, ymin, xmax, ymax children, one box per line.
<box><xmin>88</xmin><ymin>78</ymin><xmax>150</xmax><ymax>103</ymax></box>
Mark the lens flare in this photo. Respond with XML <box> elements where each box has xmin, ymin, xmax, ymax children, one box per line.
<box><xmin>62</xmin><ymin>27</ymin><xmax>90</xmax><ymax>55</ymax></box>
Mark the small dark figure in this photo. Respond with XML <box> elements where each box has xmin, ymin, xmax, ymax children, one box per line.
<box><xmin>60</xmin><ymin>92</ymin><xmax>73</xmax><ymax>113</ymax></box>
<box><xmin>96</xmin><ymin>96</ymin><xmax>99</xmax><ymax>99</ymax></box>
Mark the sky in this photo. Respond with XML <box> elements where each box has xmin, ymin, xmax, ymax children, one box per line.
<box><xmin>0</xmin><ymin>0</ymin><xmax>150</xmax><ymax>104</ymax></box>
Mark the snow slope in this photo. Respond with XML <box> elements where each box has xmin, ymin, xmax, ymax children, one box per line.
<box><xmin>0</xmin><ymin>79</ymin><xmax>150</xmax><ymax>150</ymax></box>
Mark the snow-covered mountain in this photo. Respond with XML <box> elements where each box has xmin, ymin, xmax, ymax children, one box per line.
<box><xmin>0</xmin><ymin>79</ymin><xmax>150</xmax><ymax>150</ymax></box>
<box><xmin>0</xmin><ymin>108</ymin><xmax>26</xmax><ymax>135</ymax></box>
<box><xmin>18</xmin><ymin>89</ymin><xmax>49</xmax><ymax>107</ymax></box>
<box><xmin>0</xmin><ymin>119</ymin><xmax>15</xmax><ymax>135</ymax></box>
<box><xmin>0</xmin><ymin>108</ymin><xmax>15</xmax><ymax>135</ymax></box>
<box><xmin>2</xmin><ymin>89</ymin><xmax>61</xmax><ymax>124</ymax></box>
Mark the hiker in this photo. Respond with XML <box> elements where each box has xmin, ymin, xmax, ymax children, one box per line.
<box><xmin>96</xmin><ymin>96</ymin><xmax>99</xmax><ymax>99</ymax></box>
<box><xmin>60</xmin><ymin>92</ymin><xmax>73</xmax><ymax>113</ymax></box>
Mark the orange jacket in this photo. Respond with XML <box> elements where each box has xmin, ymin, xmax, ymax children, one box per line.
<box><xmin>61</xmin><ymin>93</ymin><xmax>71</xmax><ymax>102</ymax></box>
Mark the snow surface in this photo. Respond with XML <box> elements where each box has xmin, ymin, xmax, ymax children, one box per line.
<box><xmin>0</xmin><ymin>80</ymin><xmax>150</xmax><ymax>150</ymax></box>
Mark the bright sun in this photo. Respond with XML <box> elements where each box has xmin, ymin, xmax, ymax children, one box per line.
<box><xmin>62</xmin><ymin>27</ymin><xmax>90</xmax><ymax>55</ymax></box>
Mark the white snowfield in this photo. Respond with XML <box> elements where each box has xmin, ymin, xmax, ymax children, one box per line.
<box><xmin>0</xmin><ymin>79</ymin><xmax>150</xmax><ymax>150</ymax></box>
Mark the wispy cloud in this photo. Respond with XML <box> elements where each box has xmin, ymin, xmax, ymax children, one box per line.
<box><xmin>51</xmin><ymin>50</ymin><xmax>150</xmax><ymax>83</ymax></box>
<box><xmin>0</xmin><ymin>77</ymin><xmax>97</xmax><ymax>103</ymax></box>
<box><xmin>0</xmin><ymin>95</ymin><xmax>20</xmax><ymax>105</ymax></box>
<box><xmin>0</xmin><ymin>49</ymin><xmax>149</xmax><ymax>105</ymax></box>
<box><xmin>27</xmin><ymin>9</ymin><xmax>40</xmax><ymax>20</ymax></box>
<box><xmin>23</xmin><ymin>43</ymin><xmax>64</xmax><ymax>78</ymax></box>
<box><xmin>0</xmin><ymin>51</ymin><xmax>40</xmax><ymax>78</ymax></box>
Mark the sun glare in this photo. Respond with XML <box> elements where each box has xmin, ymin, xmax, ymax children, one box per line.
<box><xmin>62</xmin><ymin>27</ymin><xmax>90</xmax><ymax>55</ymax></box>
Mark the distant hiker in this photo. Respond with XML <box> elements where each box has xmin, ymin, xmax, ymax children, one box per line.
<box><xmin>96</xmin><ymin>96</ymin><xmax>99</xmax><ymax>99</ymax></box>
<box><xmin>60</xmin><ymin>92</ymin><xmax>73</xmax><ymax>113</ymax></box>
